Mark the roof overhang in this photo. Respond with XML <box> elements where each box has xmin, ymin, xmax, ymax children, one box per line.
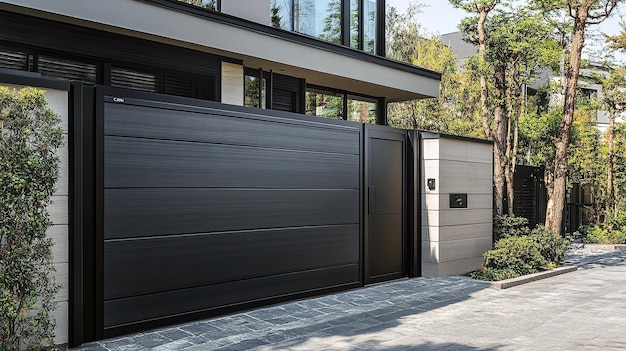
<box><xmin>0</xmin><ymin>0</ymin><xmax>441</xmax><ymax>102</ymax></box>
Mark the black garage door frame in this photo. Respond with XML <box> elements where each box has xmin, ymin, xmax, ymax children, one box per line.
<box><xmin>69</xmin><ymin>85</ymin><xmax>420</xmax><ymax>346</ymax></box>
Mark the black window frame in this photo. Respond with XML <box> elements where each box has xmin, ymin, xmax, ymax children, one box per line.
<box><xmin>274</xmin><ymin>0</ymin><xmax>385</xmax><ymax>55</ymax></box>
<box><xmin>306</xmin><ymin>84</ymin><xmax>383</xmax><ymax>123</ymax></box>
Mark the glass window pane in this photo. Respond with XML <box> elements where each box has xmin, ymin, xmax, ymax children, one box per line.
<box><xmin>363</xmin><ymin>0</ymin><xmax>377</xmax><ymax>53</ymax></box>
<box><xmin>350</xmin><ymin>0</ymin><xmax>359</xmax><ymax>49</ymax></box>
<box><xmin>176</xmin><ymin>0</ymin><xmax>218</xmax><ymax>10</ymax></box>
<box><xmin>347</xmin><ymin>96</ymin><xmax>376</xmax><ymax>123</ymax></box>
<box><xmin>245</xmin><ymin>75</ymin><xmax>260</xmax><ymax>108</ymax></box>
<box><xmin>306</xmin><ymin>90</ymin><xmax>343</xmax><ymax>119</ymax></box>
<box><xmin>271</xmin><ymin>0</ymin><xmax>293</xmax><ymax>30</ymax></box>
<box><xmin>296</xmin><ymin>0</ymin><xmax>341</xmax><ymax>44</ymax></box>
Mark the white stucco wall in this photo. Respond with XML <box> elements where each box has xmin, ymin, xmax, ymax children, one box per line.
<box><xmin>421</xmin><ymin>136</ymin><xmax>493</xmax><ymax>277</ymax></box>
<box><xmin>1</xmin><ymin>82</ymin><xmax>69</xmax><ymax>345</ymax></box>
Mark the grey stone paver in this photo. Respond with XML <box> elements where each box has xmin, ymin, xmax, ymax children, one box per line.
<box><xmin>70</xmin><ymin>246</ymin><xmax>626</xmax><ymax>351</ymax></box>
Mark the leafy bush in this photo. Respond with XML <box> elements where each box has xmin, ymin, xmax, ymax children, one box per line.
<box><xmin>493</xmin><ymin>215</ymin><xmax>530</xmax><ymax>241</ymax></box>
<box><xmin>575</xmin><ymin>224</ymin><xmax>626</xmax><ymax>244</ymax></box>
<box><xmin>0</xmin><ymin>86</ymin><xmax>63</xmax><ymax>350</ymax></box>
<box><xmin>471</xmin><ymin>216</ymin><xmax>569</xmax><ymax>281</ymax></box>
<box><xmin>472</xmin><ymin>236</ymin><xmax>547</xmax><ymax>279</ymax></box>
<box><xmin>530</xmin><ymin>225</ymin><xmax>570</xmax><ymax>264</ymax></box>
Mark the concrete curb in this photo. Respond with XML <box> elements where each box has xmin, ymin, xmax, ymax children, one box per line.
<box><xmin>490</xmin><ymin>266</ymin><xmax>578</xmax><ymax>289</ymax></box>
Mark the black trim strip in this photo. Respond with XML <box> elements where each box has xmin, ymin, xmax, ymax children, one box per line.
<box><xmin>0</xmin><ymin>72</ymin><xmax>70</xmax><ymax>90</ymax></box>
<box><xmin>141</xmin><ymin>0</ymin><xmax>441</xmax><ymax>80</ymax></box>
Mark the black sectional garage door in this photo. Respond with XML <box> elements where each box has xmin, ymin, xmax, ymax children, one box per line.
<box><xmin>98</xmin><ymin>90</ymin><xmax>362</xmax><ymax>333</ymax></box>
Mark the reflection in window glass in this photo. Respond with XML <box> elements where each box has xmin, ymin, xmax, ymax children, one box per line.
<box><xmin>363</xmin><ymin>0</ymin><xmax>376</xmax><ymax>53</ymax></box>
<box><xmin>347</xmin><ymin>96</ymin><xmax>376</xmax><ymax>123</ymax></box>
<box><xmin>296</xmin><ymin>0</ymin><xmax>341</xmax><ymax>44</ymax></box>
<box><xmin>245</xmin><ymin>74</ymin><xmax>266</xmax><ymax>109</ymax></box>
<box><xmin>271</xmin><ymin>0</ymin><xmax>293</xmax><ymax>30</ymax></box>
<box><xmin>350</xmin><ymin>0</ymin><xmax>359</xmax><ymax>49</ymax></box>
<box><xmin>306</xmin><ymin>90</ymin><xmax>343</xmax><ymax>119</ymax></box>
<box><xmin>177</xmin><ymin>0</ymin><xmax>218</xmax><ymax>10</ymax></box>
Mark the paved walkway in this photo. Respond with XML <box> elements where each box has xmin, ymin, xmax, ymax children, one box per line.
<box><xmin>71</xmin><ymin>246</ymin><xmax>626</xmax><ymax>351</ymax></box>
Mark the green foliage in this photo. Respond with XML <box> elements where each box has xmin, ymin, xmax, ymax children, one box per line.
<box><xmin>0</xmin><ymin>86</ymin><xmax>63</xmax><ymax>350</ymax></box>
<box><xmin>270</xmin><ymin>0</ymin><xmax>283</xmax><ymax>28</ymax></box>
<box><xmin>575</xmin><ymin>211</ymin><xmax>626</xmax><ymax>244</ymax></box>
<box><xmin>386</xmin><ymin>4</ymin><xmax>483</xmax><ymax>138</ymax></box>
<box><xmin>530</xmin><ymin>225</ymin><xmax>570</xmax><ymax>264</ymax></box>
<box><xmin>494</xmin><ymin>215</ymin><xmax>530</xmax><ymax>241</ymax></box>
<box><xmin>472</xmin><ymin>216</ymin><xmax>569</xmax><ymax>281</ymax></box>
<box><xmin>473</xmin><ymin>235</ymin><xmax>548</xmax><ymax>279</ymax></box>
<box><xmin>575</xmin><ymin>224</ymin><xmax>626</xmax><ymax>244</ymax></box>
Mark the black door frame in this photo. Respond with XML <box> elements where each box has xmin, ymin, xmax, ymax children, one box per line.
<box><xmin>363</xmin><ymin>124</ymin><xmax>411</xmax><ymax>284</ymax></box>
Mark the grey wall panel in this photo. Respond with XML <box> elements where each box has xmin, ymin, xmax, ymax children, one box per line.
<box><xmin>103</xmin><ymin>264</ymin><xmax>360</xmax><ymax>328</ymax></box>
<box><xmin>104</xmin><ymin>103</ymin><xmax>360</xmax><ymax>154</ymax></box>
<box><xmin>104</xmin><ymin>136</ymin><xmax>359</xmax><ymax>189</ymax></box>
<box><xmin>104</xmin><ymin>225</ymin><xmax>359</xmax><ymax>300</ymax></box>
<box><xmin>104</xmin><ymin>188</ymin><xmax>359</xmax><ymax>239</ymax></box>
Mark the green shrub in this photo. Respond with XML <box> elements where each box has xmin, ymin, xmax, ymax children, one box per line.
<box><xmin>483</xmin><ymin>236</ymin><xmax>547</xmax><ymax>276</ymax></box>
<box><xmin>494</xmin><ymin>215</ymin><xmax>530</xmax><ymax>241</ymax></box>
<box><xmin>530</xmin><ymin>225</ymin><xmax>570</xmax><ymax>264</ymax></box>
<box><xmin>0</xmin><ymin>86</ymin><xmax>63</xmax><ymax>350</ymax></box>
<box><xmin>472</xmin><ymin>217</ymin><xmax>569</xmax><ymax>281</ymax></box>
<box><xmin>576</xmin><ymin>224</ymin><xmax>626</xmax><ymax>244</ymax></box>
<box><xmin>470</xmin><ymin>267</ymin><xmax>518</xmax><ymax>281</ymax></box>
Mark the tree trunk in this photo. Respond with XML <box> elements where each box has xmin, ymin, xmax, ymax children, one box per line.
<box><xmin>493</xmin><ymin>63</ymin><xmax>509</xmax><ymax>216</ymax></box>
<box><xmin>545</xmin><ymin>8</ymin><xmax>589</xmax><ymax>236</ymax></box>
<box><xmin>477</xmin><ymin>8</ymin><xmax>492</xmax><ymax>141</ymax></box>
<box><xmin>505</xmin><ymin>63</ymin><xmax>522</xmax><ymax>217</ymax></box>
<box><xmin>607</xmin><ymin>104</ymin><xmax>616</xmax><ymax>217</ymax></box>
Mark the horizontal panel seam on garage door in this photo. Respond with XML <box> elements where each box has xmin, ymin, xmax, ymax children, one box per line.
<box><xmin>104</xmin><ymin>96</ymin><xmax>361</xmax><ymax>133</ymax></box>
<box><xmin>103</xmin><ymin>134</ymin><xmax>361</xmax><ymax>156</ymax></box>
<box><xmin>103</xmin><ymin>263</ymin><xmax>361</xmax><ymax>303</ymax></box>
<box><xmin>102</xmin><ymin>224</ymin><xmax>360</xmax><ymax>242</ymax></box>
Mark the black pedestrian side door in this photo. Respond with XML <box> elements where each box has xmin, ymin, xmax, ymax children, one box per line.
<box><xmin>364</xmin><ymin>124</ymin><xmax>407</xmax><ymax>284</ymax></box>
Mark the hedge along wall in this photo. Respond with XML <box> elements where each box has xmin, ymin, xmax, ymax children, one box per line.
<box><xmin>1</xmin><ymin>81</ymin><xmax>69</xmax><ymax>345</ymax></box>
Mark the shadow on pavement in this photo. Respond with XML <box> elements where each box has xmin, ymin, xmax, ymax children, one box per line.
<box><xmin>566</xmin><ymin>249</ymin><xmax>626</xmax><ymax>270</ymax></box>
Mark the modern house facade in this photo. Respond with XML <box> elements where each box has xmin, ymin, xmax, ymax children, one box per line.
<box><xmin>0</xmin><ymin>1</ymin><xmax>492</xmax><ymax>348</ymax></box>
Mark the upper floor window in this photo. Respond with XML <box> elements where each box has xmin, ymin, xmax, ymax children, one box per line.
<box><xmin>176</xmin><ymin>0</ymin><xmax>220</xmax><ymax>11</ymax></box>
<box><xmin>271</xmin><ymin>0</ymin><xmax>382</xmax><ymax>55</ymax></box>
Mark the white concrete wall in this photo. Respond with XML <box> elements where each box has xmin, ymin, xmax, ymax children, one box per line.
<box><xmin>221</xmin><ymin>62</ymin><xmax>244</xmax><ymax>106</ymax></box>
<box><xmin>222</xmin><ymin>0</ymin><xmax>270</xmax><ymax>25</ymax></box>
<box><xmin>421</xmin><ymin>136</ymin><xmax>493</xmax><ymax>277</ymax></box>
<box><xmin>0</xmin><ymin>82</ymin><xmax>69</xmax><ymax>345</ymax></box>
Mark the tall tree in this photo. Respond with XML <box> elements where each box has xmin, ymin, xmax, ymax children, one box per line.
<box><xmin>589</xmin><ymin>67</ymin><xmax>626</xmax><ymax>218</ymax></box>
<box><xmin>386</xmin><ymin>4</ymin><xmax>483</xmax><ymax>138</ymax></box>
<box><xmin>452</xmin><ymin>0</ymin><xmax>507</xmax><ymax>216</ymax></box>
<box><xmin>485</xmin><ymin>7</ymin><xmax>561</xmax><ymax>215</ymax></box>
<box><xmin>532</xmin><ymin>0</ymin><xmax>621</xmax><ymax>236</ymax></box>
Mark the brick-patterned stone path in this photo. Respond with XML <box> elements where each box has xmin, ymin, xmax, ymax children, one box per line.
<box><xmin>71</xmin><ymin>246</ymin><xmax>626</xmax><ymax>351</ymax></box>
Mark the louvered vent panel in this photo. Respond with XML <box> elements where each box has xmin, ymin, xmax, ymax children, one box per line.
<box><xmin>38</xmin><ymin>55</ymin><xmax>97</xmax><ymax>84</ymax></box>
<box><xmin>0</xmin><ymin>49</ymin><xmax>28</xmax><ymax>71</ymax></box>
<box><xmin>111</xmin><ymin>66</ymin><xmax>164</xmax><ymax>93</ymax></box>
